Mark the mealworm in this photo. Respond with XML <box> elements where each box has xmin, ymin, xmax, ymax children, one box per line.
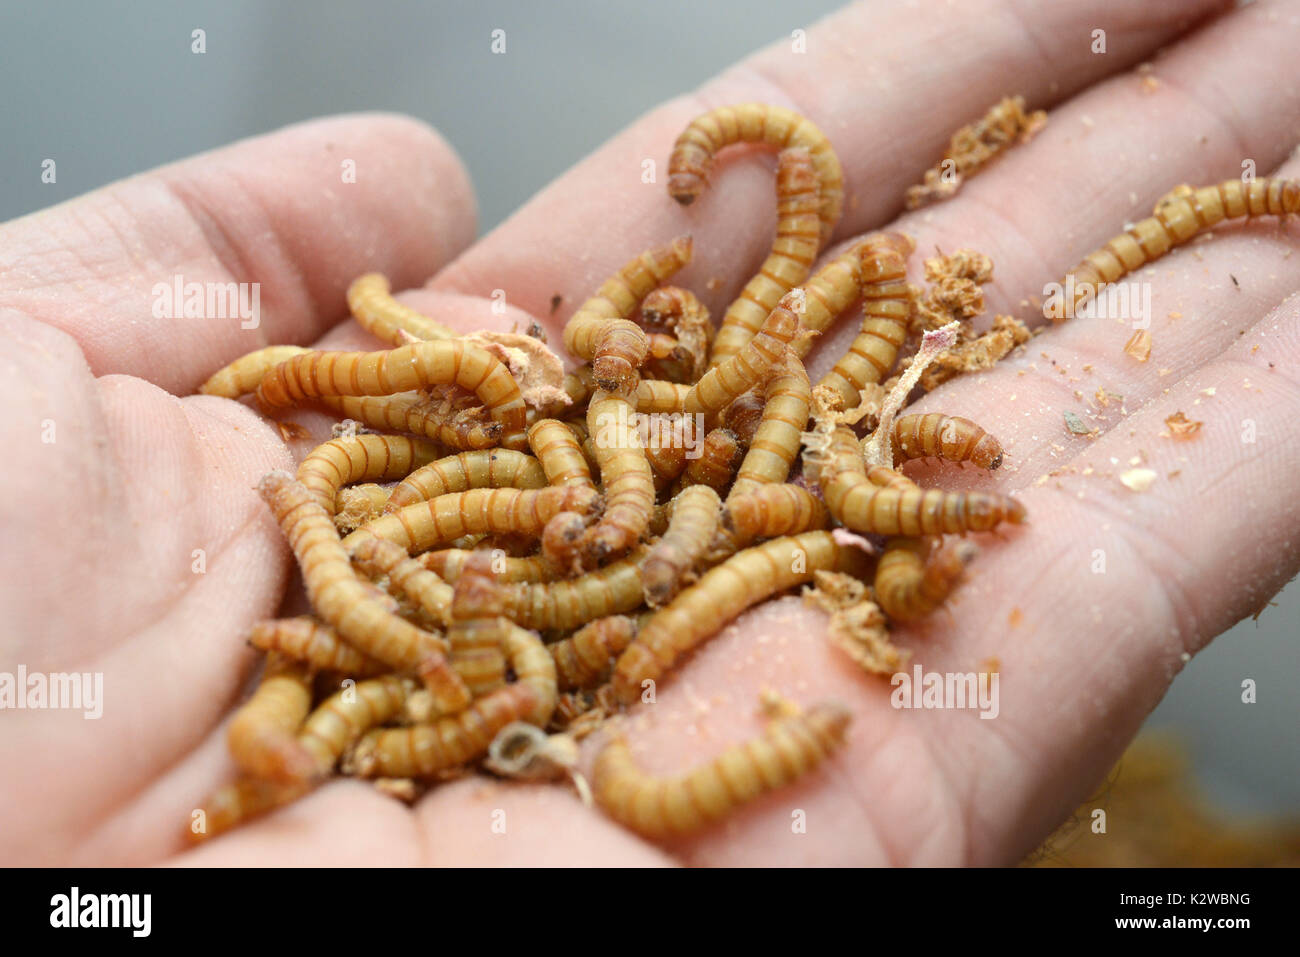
<box><xmin>528</xmin><ymin>419</ymin><xmax>595</xmax><ymax>488</ymax></box>
<box><xmin>819</xmin><ymin>233</ymin><xmax>916</xmax><ymax>411</ymax></box>
<box><xmin>874</xmin><ymin>536</ymin><xmax>976</xmax><ymax>622</ymax></box>
<box><xmin>295</xmin><ymin>674</ymin><xmax>412</xmax><ymax>780</ymax></box>
<box><xmin>258</xmin><ymin>471</ymin><xmax>451</xmax><ymax>684</ymax></box>
<box><xmin>611</xmin><ymin>531</ymin><xmax>870</xmax><ymax>704</ymax></box>
<box><xmin>225</xmin><ymin>655</ymin><xmax>316</xmax><ymax>783</ymax></box>
<box><xmin>501</xmin><ymin>549</ymin><xmax>649</xmax><ymax>631</ymax></box>
<box><xmin>644</xmin><ymin>418</ymin><xmax>695</xmax><ymax>494</ymax></box>
<box><xmin>668</xmin><ymin>103</ymin><xmax>844</xmax><ymax>247</ymax></box>
<box><xmin>333</xmin><ymin>484</ymin><xmax>391</xmax><ymax>533</ymax></box>
<box><xmin>790</xmin><ymin>244</ymin><xmax>861</xmax><ymax>359</ymax></box>
<box><xmin>344</xmin><ymin>484</ymin><xmax>600</xmax><ymax>555</ymax></box>
<box><xmin>549</xmin><ymin>615</ymin><xmax>639</xmax><ymax>692</ymax></box>
<box><xmin>728</xmin><ymin>349</ymin><xmax>810</xmax><ymax>498</ymax></box>
<box><xmin>446</xmin><ymin>551</ymin><xmax>509</xmax><ymax>698</ymax></box>
<box><xmin>319</xmin><ymin>393</ymin><xmax>505</xmax><ymax>450</ymax></box>
<box><xmin>685</xmin><ymin>289</ymin><xmax>803</xmax><ymax>415</ymax></box>
<box><xmin>385</xmin><ymin>449</ymin><xmax>547</xmax><ymax>513</ymax></box>
<box><xmin>1059</xmin><ymin>177</ymin><xmax>1300</xmax><ymax>319</ymax></box>
<box><xmin>722</xmin><ymin>483</ymin><xmax>828</xmax><ymax>546</ymax></box>
<box><xmin>501</xmin><ymin>622</ymin><xmax>559</xmax><ymax>727</ymax></box>
<box><xmin>592</xmin><ymin>699</ymin><xmax>852</xmax><ymax>838</ymax></box>
<box><xmin>579</xmin><ymin>389</ymin><xmax>655</xmax><ymax>563</ymax></box>
<box><xmin>297</xmin><ymin>434</ymin><xmax>441</xmax><ymax>514</ymax></box>
<box><xmin>347</xmin><ymin>272</ymin><xmax>454</xmax><ymax>344</ymax></box>
<box><xmin>889</xmin><ymin>412</ymin><xmax>1004</xmax><ymax>470</ymax></box>
<box><xmin>247</xmin><ymin>617</ymin><xmax>387</xmax><ymax>677</ymax></box>
<box><xmin>199</xmin><ymin>345</ymin><xmax>311</xmax><ymax>398</ymax></box>
<box><xmin>677</xmin><ymin>427</ymin><xmax>741</xmax><ymax>493</ymax></box>
<box><xmin>187</xmin><ymin>776</ymin><xmax>308</xmax><ymax>843</ymax></box>
<box><xmin>420</xmin><ymin>548</ymin><xmax>556</xmax><ymax>583</ymax></box>
<box><xmin>635</xmin><ymin>379</ymin><xmax>691</xmax><ymax>414</ymax></box>
<box><xmin>562</xmin><ymin>236</ymin><xmax>693</xmax><ymax>393</ymax></box>
<box><xmin>819</xmin><ymin>427</ymin><xmax>1025</xmax><ymax>535</ymax></box>
<box><xmin>345</xmin><ymin>529</ymin><xmax>454</xmax><ymax>626</ymax></box>
<box><xmin>641</xmin><ymin>485</ymin><xmax>722</xmax><ymax>607</ymax></box>
<box><xmin>638</xmin><ymin>286</ymin><xmax>712</xmax><ymax>383</ymax></box>
<box><xmin>709</xmin><ymin>148</ymin><xmax>821</xmax><ymax>368</ymax></box>
<box><xmin>255</xmin><ymin>341</ymin><xmax>527</xmax><ymax>440</ymax></box>
<box><xmin>541</xmin><ymin>509</ymin><xmax>595</xmax><ymax>573</ymax></box>
<box><xmin>722</xmin><ymin>390</ymin><xmax>766</xmax><ymax>447</ymax></box>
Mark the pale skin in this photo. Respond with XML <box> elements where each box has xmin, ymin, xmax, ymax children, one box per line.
<box><xmin>1</xmin><ymin>0</ymin><xmax>1296</xmax><ymax>866</ymax></box>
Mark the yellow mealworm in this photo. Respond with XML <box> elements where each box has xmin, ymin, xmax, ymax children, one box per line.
<box><xmin>686</xmin><ymin>289</ymin><xmax>803</xmax><ymax>414</ymax></box>
<box><xmin>874</xmin><ymin>536</ymin><xmax>976</xmax><ymax>622</ymax></box>
<box><xmin>722</xmin><ymin>483</ymin><xmax>828</xmax><ymax>546</ymax></box>
<box><xmin>502</xmin><ymin>549</ymin><xmax>649</xmax><ymax>631</ymax></box>
<box><xmin>540</xmin><ymin>509</ymin><xmax>593</xmax><ymax>573</ymax></box>
<box><xmin>187</xmin><ymin>776</ymin><xmax>308</xmax><ymax>843</ymax></box>
<box><xmin>347</xmin><ymin>272</ymin><xmax>454</xmax><ymax>344</ymax></box>
<box><xmin>668</xmin><ymin>103</ymin><xmax>844</xmax><ymax>247</ymax></box>
<box><xmin>225</xmin><ymin>655</ymin><xmax>316</xmax><ymax>783</ymax></box>
<box><xmin>579</xmin><ymin>389</ymin><xmax>655</xmax><ymax>563</ymax></box>
<box><xmin>385</xmin><ymin>449</ymin><xmax>547</xmax><ymax>513</ymax></box>
<box><xmin>819</xmin><ymin>233</ymin><xmax>916</xmax><ymax>411</ymax></box>
<box><xmin>592</xmin><ymin>699</ymin><xmax>852</xmax><ymax>838</ymax></box>
<box><xmin>333</xmin><ymin>483</ymin><xmax>391</xmax><ymax>533</ymax></box>
<box><xmin>320</xmin><ymin>393</ymin><xmax>506</xmax><ymax>451</ymax></box>
<box><xmin>790</xmin><ymin>244</ymin><xmax>862</xmax><ymax>359</ymax></box>
<box><xmin>297</xmin><ymin>434</ymin><xmax>441</xmax><ymax>514</ymax></box>
<box><xmin>247</xmin><ymin>617</ymin><xmax>387</xmax><ymax>677</ymax></box>
<box><xmin>612</xmin><ymin>531</ymin><xmax>870</xmax><ymax>703</ymax></box>
<box><xmin>638</xmin><ymin>286</ymin><xmax>712</xmax><ymax>383</ymax></box>
<box><xmin>502</xmin><ymin>622</ymin><xmax>559</xmax><ymax>726</ymax></box>
<box><xmin>722</xmin><ymin>390</ymin><xmax>766</xmax><ymax>447</ymax></box>
<box><xmin>255</xmin><ymin>341</ymin><xmax>527</xmax><ymax>439</ymax></box>
<box><xmin>819</xmin><ymin>427</ymin><xmax>1025</xmax><ymax>535</ymax></box>
<box><xmin>257</xmin><ymin>471</ymin><xmax>451</xmax><ymax>682</ymax></box>
<box><xmin>420</xmin><ymin>548</ymin><xmax>556</xmax><ymax>583</ymax></box>
<box><xmin>345</xmin><ymin>529</ymin><xmax>454</xmax><ymax>626</ymax></box>
<box><xmin>199</xmin><ymin>345</ymin><xmax>311</xmax><ymax>399</ymax></box>
<box><xmin>295</xmin><ymin>674</ymin><xmax>411</xmax><ymax>780</ymax></box>
<box><xmin>549</xmin><ymin>615</ymin><xmax>639</xmax><ymax>692</ymax></box>
<box><xmin>1058</xmin><ymin>177</ymin><xmax>1300</xmax><ymax>319</ymax></box>
<box><xmin>709</xmin><ymin>148</ymin><xmax>821</xmax><ymax>368</ymax></box>
<box><xmin>563</xmin><ymin>236</ymin><xmax>693</xmax><ymax>393</ymax></box>
<box><xmin>728</xmin><ymin>349</ymin><xmax>810</xmax><ymax>498</ymax></box>
<box><xmin>677</xmin><ymin>427</ymin><xmax>741</xmax><ymax>493</ymax></box>
<box><xmin>644</xmin><ymin>431</ymin><xmax>692</xmax><ymax>493</ymax></box>
<box><xmin>446</xmin><ymin>551</ymin><xmax>509</xmax><ymax>698</ymax></box>
<box><xmin>889</xmin><ymin>412</ymin><xmax>1004</xmax><ymax>470</ymax></box>
<box><xmin>635</xmin><ymin>379</ymin><xmax>691</xmax><ymax>414</ymax></box>
<box><xmin>528</xmin><ymin>418</ymin><xmax>595</xmax><ymax>488</ymax></box>
<box><xmin>344</xmin><ymin>484</ymin><xmax>600</xmax><ymax>555</ymax></box>
<box><xmin>641</xmin><ymin>485</ymin><xmax>722</xmax><ymax>607</ymax></box>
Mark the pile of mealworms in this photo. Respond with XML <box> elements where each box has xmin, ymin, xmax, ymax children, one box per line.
<box><xmin>189</xmin><ymin>100</ymin><xmax>1300</xmax><ymax>844</ymax></box>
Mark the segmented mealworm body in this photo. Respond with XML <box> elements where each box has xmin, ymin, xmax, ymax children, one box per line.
<box><xmin>188</xmin><ymin>777</ymin><xmax>307</xmax><ymax>843</ymax></box>
<box><xmin>1060</xmin><ymin>177</ymin><xmax>1300</xmax><ymax>317</ymax></box>
<box><xmin>874</xmin><ymin>537</ymin><xmax>976</xmax><ymax>622</ymax></box>
<box><xmin>723</xmin><ymin>483</ymin><xmax>828</xmax><ymax>545</ymax></box>
<box><xmin>549</xmin><ymin>616</ymin><xmax>639</xmax><ymax>691</ymax></box>
<box><xmin>638</xmin><ymin>286</ymin><xmax>712</xmax><ymax>383</ymax></box>
<box><xmin>199</xmin><ymin>346</ymin><xmax>311</xmax><ymax>398</ymax></box>
<box><xmin>528</xmin><ymin>419</ymin><xmax>595</xmax><ymax>488</ymax></box>
<box><xmin>346</xmin><ymin>530</ymin><xmax>455</xmax><ymax>626</ymax></box>
<box><xmin>502</xmin><ymin>550</ymin><xmax>649</xmax><ymax>630</ymax></box>
<box><xmin>644</xmin><ymin>417</ymin><xmax>697</xmax><ymax>494</ymax></box>
<box><xmin>592</xmin><ymin>700</ymin><xmax>852</xmax><ymax>838</ymax></box>
<box><xmin>728</xmin><ymin>350</ymin><xmax>810</xmax><ymax>498</ymax></box>
<box><xmin>225</xmin><ymin>655</ymin><xmax>315</xmax><ymax>783</ymax></box>
<box><xmin>385</xmin><ymin>449</ymin><xmax>547</xmax><ymax>513</ymax></box>
<box><xmin>635</xmin><ymin>379</ymin><xmax>691</xmax><ymax>413</ymax></box>
<box><xmin>819</xmin><ymin>428</ymin><xmax>1024</xmax><ymax>535</ymax></box>
<box><xmin>420</xmin><ymin>549</ymin><xmax>556</xmax><ymax>583</ymax></box>
<box><xmin>686</xmin><ymin>290</ymin><xmax>802</xmax><ymax>414</ymax></box>
<box><xmin>612</xmin><ymin>532</ymin><xmax>870</xmax><ymax>703</ymax></box>
<box><xmin>668</xmin><ymin>103</ymin><xmax>844</xmax><ymax>247</ymax></box>
<box><xmin>677</xmin><ymin>428</ymin><xmax>741</xmax><ymax>493</ymax></box>
<box><xmin>446</xmin><ymin>552</ymin><xmax>510</xmax><ymax>698</ymax></box>
<box><xmin>709</xmin><ymin>148</ymin><xmax>821</xmax><ymax>367</ymax></box>
<box><xmin>820</xmin><ymin>234</ymin><xmax>916</xmax><ymax>410</ymax></box>
<box><xmin>255</xmin><ymin>341</ymin><xmax>526</xmax><ymax>439</ymax></box>
<box><xmin>563</xmin><ymin>237</ymin><xmax>693</xmax><ymax>393</ymax></box>
<box><xmin>296</xmin><ymin>675</ymin><xmax>411</xmax><ymax>779</ymax></box>
<box><xmin>580</xmin><ymin>389</ymin><xmax>655</xmax><ymax>563</ymax></box>
<box><xmin>723</xmin><ymin>391</ymin><xmax>766</xmax><ymax>446</ymax></box>
<box><xmin>297</xmin><ymin>434</ymin><xmax>441</xmax><ymax>513</ymax></box>
<box><xmin>247</xmin><ymin>617</ymin><xmax>387</xmax><ymax>677</ymax></box>
<box><xmin>791</xmin><ymin>244</ymin><xmax>861</xmax><ymax>358</ymax></box>
<box><xmin>320</xmin><ymin>394</ymin><xmax>505</xmax><ymax>450</ymax></box>
<box><xmin>347</xmin><ymin>273</ymin><xmax>454</xmax><ymax>344</ymax></box>
<box><xmin>641</xmin><ymin>485</ymin><xmax>722</xmax><ymax>607</ymax></box>
<box><xmin>889</xmin><ymin>413</ymin><xmax>1004</xmax><ymax>470</ymax></box>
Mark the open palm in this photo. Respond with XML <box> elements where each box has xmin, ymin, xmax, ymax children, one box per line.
<box><xmin>3</xmin><ymin>0</ymin><xmax>1295</xmax><ymax>866</ymax></box>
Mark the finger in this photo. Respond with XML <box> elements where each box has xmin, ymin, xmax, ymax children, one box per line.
<box><xmin>428</xmin><ymin>0</ymin><xmax>1226</xmax><ymax>330</ymax></box>
<box><xmin>0</xmin><ymin>114</ymin><xmax>476</xmax><ymax>395</ymax></box>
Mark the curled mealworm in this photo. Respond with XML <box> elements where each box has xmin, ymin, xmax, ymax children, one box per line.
<box><xmin>346</xmin><ymin>529</ymin><xmax>455</xmax><ymax>627</ymax></box>
<box><xmin>295</xmin><ymin>674</ymin><xmax>412</xmax><ymax>780</ymax></box>
<box><xmin>225</xmin><ymin>655</ymin><xmax>316</xmax><ymax>783</ymax></box>
<box><xmin>592</xmin><ymin>699</ymin><xmax>852</xmax><ymax>838</ymax></box>
<box><xmin>685</xmin><ymin>289</ymin><xmax>803</xmax><ymax>415</ymax></box>
<box><xmin>888</xmin><ymin>412</ymin><xmax>1004</xmax><ymax>470</ymax></box>
<box><xmin>528</xmin><ymin>418</ymin><xmax>595</xmax><ymax>488</ymax></box>
<box><xmin>247</xmin><ymin>617</ymin><xmax>387</xmax><ymax>677</ymax></box>
<box><xmin>819</xmin><ymin>233</ymin><xmax>916</xmax><ymax>411</ymax></box>
<box><xmin>668</xmin><ymin>103</ymin><xmax>844</xmax><ymax>247</ymax></box>
<box><xmin>297</xmin><ymin>434</ymin><xmax>442</xmax><ymax>514</ymax></box>
<box><xmin>874</xmin><ymin>536</ymin><xmax>977</xmax><ymax>622</ymax></box>
<box><xmin>676</xmin><ymin>427</ymin><xmax>742</xmax><ymax>494</ymax></box>
<box><xmin>818</xmin><ymin>427</ymin><xmax>1025</xmax><ymax>535</ymax></box>
<box><xmin>709</xmin><ymin>148</ymin><xmax>822</xmax><ymax>368</ymax></box>
<box><xmin>187</xmin><ymin>776</ymin><xmax>308</xmax><ymax>843</ymax></box>
<box><xmin>319</xmin><ymin>393</ymin><xmax>505</xmax><ymax>450</ymax></box>
<box><xmin>722</xmin><ymin>483</ymin><xmax>828</xmax><ymax>546</ymax></box>
<box><xmin>578</xmin><ymin>389</ymin><xmax>655</xmax><ymax>564</ymax></box>
<box><xmin>638</xmin><ymin>286</ymin><xmax>712</xmax><ymax>383</ymax></box>
<box><xmin>563</xmin><ymin>236</ymin><xmax>693</xmax><ymax>393</ymax></box>
<box><xmin>199</xmin><ymin>345</ymin><xmax>311</xmax><ymax>398</ymax></box>
<box><xmin>255</xmin><ymin>341</ymin><xmax>527</xmax><ymax>441</ymax></box>
<box><xmin>1058</xmin><ymin>177</ymin><xmax>1300</xmax><ymax>319</ymax></box>
<box><xmin>611</xmin><ymin>531</ymin><xmax>870</xmax><ymax>704</ymax></box>
<box><xmin>420</xmin><ymin>548</ymin><xmax>556</xmax><ymax>583</ymax></box>
<box><xmin>728</xmin><ymin>349</ymin><xmax>811</xmax><ymax>498</ymax></box>
<box><xmin>549</xmin><ymin>615</ymin><xmax>640</xmax><ymax>692</ymax></box>
<box><xmin>644</xmin><ymin>416</ymin><xmax>698</xmax><ymax>494</ymax></box>
<box><xmin>501</xmin><ymin>548</ymin><xmax>649</xmax><ymax>631</ymax></box>
<box><xmin>385</xmin><ymin>449</ymin><xmax>547</xmax><ymax>513</ymax></box>
<box><xmin>641</xmin><ymin>485</ymin><xmax>722</xmax><ymax>607</ymax></box>
<box><xmin>347</xmin><ymin>272</ymin><xmax>454</xmax><ymax>344</ymax></box>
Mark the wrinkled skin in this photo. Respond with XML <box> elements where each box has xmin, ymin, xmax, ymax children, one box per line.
<box><xmin>2</xmin><ymin>0</ymin><xmax>1297</xmax><ymax>866</ymax></box>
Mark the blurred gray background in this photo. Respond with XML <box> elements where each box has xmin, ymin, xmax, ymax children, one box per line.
<box><xmin>2</xmin><ymin>1</ymin><xmax>1295</xmax><ymax>818</ymax></box>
